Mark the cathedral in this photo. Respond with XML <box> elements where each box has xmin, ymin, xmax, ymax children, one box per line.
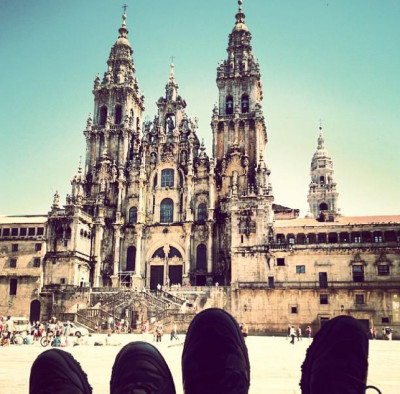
<box><xmin>1</xmin><ymin>2</ymin><xmax>399</xmax><ymax>336</ymax></box>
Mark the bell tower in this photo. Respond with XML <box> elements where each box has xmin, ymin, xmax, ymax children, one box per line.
<box><xmin>307</xmin><ymin>126</ymin><xmax>339</xmax><ymax>219</ymax></box>
<box><xmin>212</xmin><ymin>0</ymin><xmax>270</xmax><ymax>198</ymax></box>
<box><xmin>84</xmin><ymin>11</ymin><xmax>145</xmax><ymax>191</ymax></box>
<box><xmin>213</xmin><ymin>1</ymin><xmax>274</xmax><ymax>286</ymax></box>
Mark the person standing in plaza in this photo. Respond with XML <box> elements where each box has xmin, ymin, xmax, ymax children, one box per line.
<box><xmin>290</xmin><ymin>325</ymin><xmax>296</xmax><ymax>344</ymax></box>
<box><xmin>297</xmin><ymin>326</ymin><xmax>302</xmax><ymax>341</ymax></box>
<box><xmin>306</xmin><ymin>325</ymin><xmax>312</xmax><ymax>339</ymax></box>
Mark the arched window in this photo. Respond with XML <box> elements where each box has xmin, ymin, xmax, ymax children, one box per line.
<box><xmin>197</xmin><ymin>203</ymin><xmax>207</xmax><ymax>222</ymax></box>
<box><xmin>161</xmin><ymin>169</ymin><xmax>174</xmax><ymax>187</ymax></box>
<box><xmin>100</xmin><ymin>106</ymin><xmax>108</xmax><ymax>125</ymax></box>
<box><xmin>226</xmin><ymin>96</ymin><xmax>233</xmax><ymax>115</ymax></box>
<box><xmin>129</xmin><ymin>207</ymin><xmax>137</xmax><ymax>224</ymax></box>
<box><xmin>152</xmin><ymin>247</ymin><xmax>165</xmax><ymax>258</ymax></box>
<box><xmin>196</xmin><ymin>244</ymin><xmax>207</xmax><ymax>271</ymax></box>
<box><xmin>320</xmin><ymin>176</ymin><xmax>325</xmax><ymax>185</ymax></box>
<box><xmin>126</xmin><ymin>246</ymin><xmax>136</xmax><ymax>271</ymax></box>
<box><xmin>319</xmin><ymin>202</ymin><xmax>328</xmax><ymax>211</ymax></box>
<box><xmin>115</xmin><ymin>104</ymin><xmax>122</xmax><ymax>124</ymax></box>
<box><xmin>168</xmin><ymin>247</ymin><xmax>182</xmax><ymax>259</ymax></box>
<box><xmin>160</xmin><ymin>198</ymin><xmax>174</xmax><ymax>223</ymax></box>
<box><xmin>241</xmin><ymin>94</ymin><xmax>249</xmax><ymax>113</ymax></box>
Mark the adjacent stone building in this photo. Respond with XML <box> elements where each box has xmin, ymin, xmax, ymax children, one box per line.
<box><xmin>1</xmin><ymin>2</ymin><xmax>399</xmax><ymax>335</ymax></box>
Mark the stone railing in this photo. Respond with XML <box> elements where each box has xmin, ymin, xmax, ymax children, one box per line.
<box><xmin>238</xmin><ymin>280</ymin><xmax>400</xmax><ymax>290</ymax></box>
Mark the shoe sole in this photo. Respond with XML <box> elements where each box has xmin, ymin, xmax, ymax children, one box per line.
<box><xmin>300</xmin><ymin>315</ymin><xmax>368</xmax><ymax>393</ymax></box>
<box><xmin>110</xmin><ymin>341</ymin><xmax>175</xmax><ymax>394</ymax></box>
<box><xmin>30</xmin><ymin>348</ymin><xmax>92</xmax><ymax>394</ymax></box>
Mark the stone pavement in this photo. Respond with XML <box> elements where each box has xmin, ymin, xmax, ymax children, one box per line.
<box><xmin>0</xmin><ymin>334</ymin><xmax>398</xmax><ymax>393</ymax></box>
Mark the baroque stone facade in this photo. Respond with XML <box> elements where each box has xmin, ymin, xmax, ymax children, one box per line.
<box><xmin>0</xmin><ymin>2</ymin><xmax>399</xmax><ymax>336</ymax></box>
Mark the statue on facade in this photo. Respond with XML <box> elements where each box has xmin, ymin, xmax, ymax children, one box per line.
<box><xmin>167</xmin><ymin>116</ymin><xmax>175</xmax><ymax>133</ymax></box>
<box><xmin>53</xmin><ymin>191</ymin><xmax>60</xmax><ymax>207</ymax></box>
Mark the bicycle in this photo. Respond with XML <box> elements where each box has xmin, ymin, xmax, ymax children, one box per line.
<box><xmin>40</xmin><ymin>332</ymin><xmax>55</xmax><ymax>347</ymax></box>
<box><xmin>9</xmin><ymin>332</ymin><xmax>24</xmax><ymax>345</ymax></box>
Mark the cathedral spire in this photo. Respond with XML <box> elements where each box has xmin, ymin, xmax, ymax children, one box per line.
<box><xmin>307</xmin><ymin>124</ymin><xmax>339</xmax><ymax>219</ymax></box>
<box><xmin>235</xmin><ymin>0</ymin><xmax>246</xmax><ymax>25</ymax></box>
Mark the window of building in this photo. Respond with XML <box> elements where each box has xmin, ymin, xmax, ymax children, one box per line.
<box><xmin>33</xmin><ymin>258</ymin><xmax>41</xmax><ymax>268</ymax></box>
<box><xmin>268</xmin><ymin>276</ymin><xmax>275</xmax><ymax>288</ymax></box>
<box><xmin>319</xmin><ymin>202</ymin><xmax>328</xmax><ymax>210</ymax></box>
<box><xmin>11</xmin><ymin>244</ymin><xmax>18</xmax><ymax>252</ymax></box>
<box><xmin>197</xmin><ymin>203</ymin><xmax>207</xmax><ymax>222</ymax></box>
<box><xmin>296</xmin><ymin>265</ymin><xmax>305</xmax><ymax>274</ymax></box>
<box><xmin>277</xmin><ymin>258</ymin><xmax>285</xmax><ymax>266</ymax></box>
<box><xmin>3</xmin><ymin>228</ymin><xmax>10</xmax><ymax>237</ymax></box>
<box><xmin>196</xmin><ymin>244</ymin><xmax>207</xmax><ymax>271</ymax></box>
<box><xmin>161</xmin><ymin>169</ymin><xmax>174</xmax><ymax>187</ymax></box>
<box><xmin>115</xmin><ymin>104</ymin><xmax>122</xmax><ymax>124</ymax></box>
<box><xmin>226</xmin><ymin>96</ymin><xmax>233</xmax><ymax>115</ymax></box>
<box><xmin>100</xmin><ymin>106</ymin><xmax>108</xmax><ymax>125</ymax></box>
<box><xmin>60</xmin><ymin>278</ymin><xmax>66</xmax><ymax>285</ymax></box>
<box><xmin>10</xmin><ymin>259</ymin><xmax>17</xmax><ymax>268</ymax></box>
<box><xmin>160</xmin><ymin>198</ymin><xmax>174</xmax><ymax>223</ymax></box>
<box><xmin>377</xmin><ymin>265</ymin><xmax>390</xmax><ymax>276</ymax></box>
<box><xmin>291</xmin><ymin>306</ymin><xmax>298</xmax><ymax>314</ymax></box>
<box><xmin>352</xmin><ymin>265</ymin><xmax>364</xmax><ymax>282</ymax></box>
<box><xmin>374</xmin><ymin>235</ymin><xmax>383</xmax><ymax>243</ymax></box>
<box><xmin>241</xmin><ymin>94</ymin><xmax>249</xmax><ymax>113</ymax></box>
<box><xmin>11</xmin><ymin>228</ymin><xmax>18</xmax><ymax>236</ymax></box>
<box><xmin>20</xmin><ymin>228</ymin><xmax>27</xmax><ymax>236</ymax></box>
<box><xmin>355</xmin><ymin>294</ymin><xmax>365</xmax><ymax>305</ymax></box>
<box><xmin>288</xmin><ymin>237</ymin><xmax>295</xmax><ymax>245</ymax></box>
<box><xmin>320</xmin><ymin>294</ymin><xmax>329</xmax><ymax>305</ymax></box>
<box><xmin>37</xmin><ymin>227</ymin><xmax>44</xmax><ymax>236</ymax></box>
<box><xmin>9</xmin><ymin>279</ymin><xmax>17</xmax><ymax>295</ymax></box>
<box><xmin>35</xmin><ymin>243</ymin><xmax>42</xmax><ymax>252</ymax></box>
<box><xmin>353</xmin><ymin>236</ymin><xmax>361</xmax><ymax>243</ymax></box>
<box><xmin>126</xmin><ymin>246</ymin><xmax>136</xmax><ymax>271</ymax></box>
<box><xmin>381</xmin><ymin>317</ymin><xmax>390</xmax><ymax>324</ymax></box>
<box><xmin>28</xmin><ymin>227</ymin><xmax>35</xmax><ymax>236</ymax></box>
<box><xmin>129</xmin><ymin>207</ymin><xmax>138</xmax><ymax>224</ymax></box>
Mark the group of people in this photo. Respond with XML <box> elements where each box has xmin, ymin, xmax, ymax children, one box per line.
<box><xmin>288</xmin><ymin>324</ymin><xmax>312</xmax><ymax>344</ymax></box>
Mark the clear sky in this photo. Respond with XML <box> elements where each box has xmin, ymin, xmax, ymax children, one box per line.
<box><xmin>0</xmin><ymin>0</ymin><xmax>399</xmax><ymax>217</ymax></box>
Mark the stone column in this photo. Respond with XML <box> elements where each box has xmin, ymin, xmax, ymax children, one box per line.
<box><xmin>183</xmin><ymin>223</ymin><xmax>192</xmax><ymax>282</ymax></box>
<box><xmin>111</xmin><ymin>225</ymin><xmax>121</xmax><ymax>288</ymax></box>
<box><xmin>117</xmin><ymin>132</ymin><xmax>124</xmax><ymax>165</ymax></box>
<box><xmin>123</xmin><ymin>131</ymin><xmax>130</xmax><ymax>165</ymax></box>
<box><xmin>84</xmin><ymin>132</ymin><xmax>91</xmax><ymax>174</ymax></box>
<box><xmin>93</xmin><ymin>221</ymin><xmax>104</xmax><ymax>287</ymax></box>
<box><xmin>207</xmin><ymin>222</ymin><xmax>213</xmax><ymax>273</ymax></box>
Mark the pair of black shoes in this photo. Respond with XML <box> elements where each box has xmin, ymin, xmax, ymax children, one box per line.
<box><xmin>30</xmin><ymin>311</ymin><xmax>378</xmax><ymax>393</ymax></box>
<box><xmin>29</xmin><ymin>308</ymin><xmax>250</xmax><ymax>394</ymax></box>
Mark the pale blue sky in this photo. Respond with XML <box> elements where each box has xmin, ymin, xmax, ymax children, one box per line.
<box><xmin>0</xmin><ymin>0</ymin><xmax>399</xmax><ymax>216</ymax></box>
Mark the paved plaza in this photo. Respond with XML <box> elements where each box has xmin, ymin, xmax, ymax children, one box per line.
<box><xmin>0</xmin><ymin>334</ymin><xmax>398</xmax><ymax>393</ymax></box>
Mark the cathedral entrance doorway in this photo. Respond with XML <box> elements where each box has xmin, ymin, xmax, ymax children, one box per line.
<box><xmin>29</xmin><ymin>300</ymin><xmax>41</xmax><ymax>323</ymax></box>
<box><xmin>169</xmin><ymin>265</ymin><xmax>182</xmax><ymax>286</ymax></box>
<box><xmin>150</xmin><ymin>266</ymin><xmax>164</xmax><ymax>290</ymax></box>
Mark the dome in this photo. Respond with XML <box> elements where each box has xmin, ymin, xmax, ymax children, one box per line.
<box><xmin>234</xmin><ymin>22</ymin><xmax>248</xmax><ymax>32</ymax></box>
<box><xmin>116</xmin><ymin>37</ymin><xmax>131</xmax><ymax>47</ymax></box>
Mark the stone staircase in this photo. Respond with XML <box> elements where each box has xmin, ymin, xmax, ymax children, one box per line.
<box><xmin>76</xmin><ymin>288</ymin><xmax>191</xmax><ymax>332</ymax></box>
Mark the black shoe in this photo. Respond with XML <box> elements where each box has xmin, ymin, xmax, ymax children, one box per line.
<box><xmin>300</xmin><ymin>315</ymin><xmax>368</xmax><ymax>394</ymax></box>
<box><xmin>110</xmin><ymin>341</ymin><xmax>176</xmax><ymax>394</ymax></box>
<box><xmin>182</xmin><ymin>308</ymin><xmax>250</xmax><ymax>394</ymax></box>
<box><xmin>30</xmin><ymin>348</ymin><xmax>92</xmax><ymax>394</ymax></box>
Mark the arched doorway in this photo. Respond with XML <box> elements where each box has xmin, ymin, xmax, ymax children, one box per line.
<box><xmin>149</xmin><ymin>246</ymin><xmax>183</xmax><ymax>289</ymax></box>
<box><xmin>29</xmin><ymin>300</ymin><xmax>41</xmax><ymax>323</ymax></box>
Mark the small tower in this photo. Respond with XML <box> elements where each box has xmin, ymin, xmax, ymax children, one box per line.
<box><xmin>307</xmin><ymin>126</ymin><xmax>339</xmax><ymax>220</ymax></box>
